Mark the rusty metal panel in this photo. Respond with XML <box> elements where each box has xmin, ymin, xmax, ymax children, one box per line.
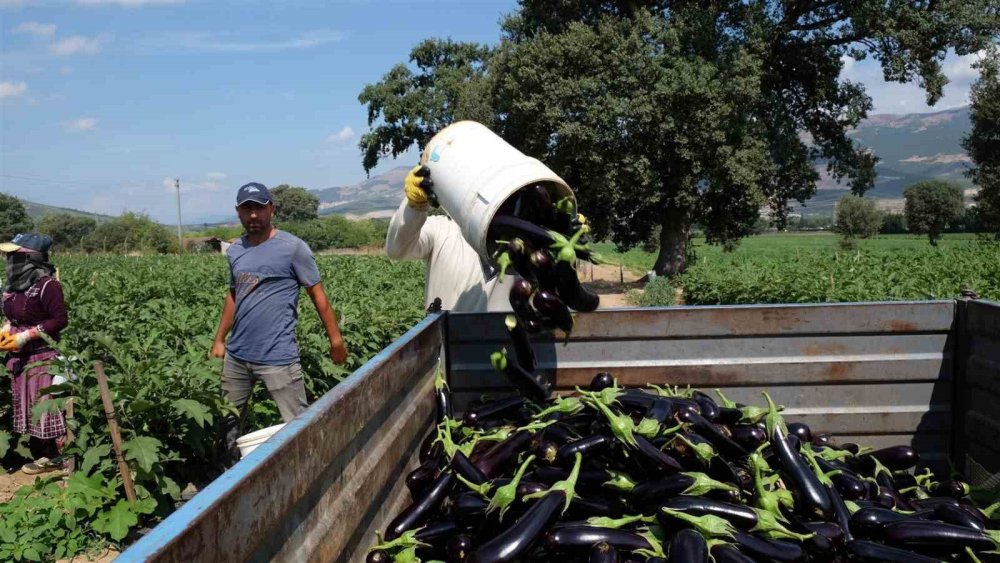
<box><xmin>958</xmin><ymin>300</ymin><xmax>1000</xmax><ymax>479</ymax></box>
<box><xmin>447</xmin><ymin>302</ymin><xmax>956</xmax><ymax>464</ymax></box>
<box><xmin>120</xmin><ymin>314</ymin><xmax>443</xmax><ymax>563</ymax></box>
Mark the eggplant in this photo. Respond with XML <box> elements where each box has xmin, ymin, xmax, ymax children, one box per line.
<box><xmin>634</xmin><ymin>434</ymin><xmax>684</xmax><ymax>473</ymax></box>
<box><xmin>658</xmin><ymin>496</ymin><xmax>757</xmax><ymax>530</ymax></box>
<box><xmin>933</xmin><ymin>503</ymin><xmax>986</xmax><ymax>532</ymax></box>
<box><xmin>406</xmin><ymin>460</ymin><xmax>438</xmax><ymax>497</ymax></box>
<box><xmin>847</xmin><ymin>539</ymin><xmax>945</xmax><ymax>562</ymax></box>
<box><xmin>452</xmin><ymin>450</ymin><xmax>489</xmax><ymax>486</ymax></box>
<box><xmin>691</xmin><ymin>391</ymin><xmax>721</xmax><ymax>422</ymax></box>
<box><xmin>522</xmin><ymin>184</ymin><xmax>554</xmax><ymax>226</ymax></box>
<box><xmin>730</xmin><ymin>531</ymin><xmax>805</xmax><ymax>562</ymax></box>
<box><xmin>729</xmin><ymin>425</ymin><xmax>766</xmax><ymax>451</ymax></box>
<box><xmin>491</xmin><ymin>214</ymin><xmax>558</xmax><ymax>250</ymax></box>
<box><xmin>436</xmin><ymin>381</ymin><xmax>453</xmax><ymax>424</ymax></box>
<box><xmin>533</xmin><ymin>290</ymin><xmax>574</xmax><ymax>333</ymax></box>
<box><xmin>850</xmin><ymin>506</ymin><xmax>916</xmax><ymax>539</ymax></box>
<box><xmin>534</xmin><ymin>439</ymin><xmax>560</xmax><ymax>465</ymax></box>
<box><xmin>589</xmin><ymin>372</ymin><xmax>615</xmax><ymax>392</ymax></box>
<box><xmin>675</xmin><ymin>409</ymin><xmax>748</xmax><ymax>460</ymax></box>
<box><xmin>365</xmin><ymin>550</ymin><xmax>390</xmax><ymax>563</ymax></box>
<box><xmin>669</xmin><ymin>528</ymin><xmax>708</xmax><ymax>562</ymax></box>
<box><xmin>882</xmin><ymin>520</ymin><xmax>997</xmax><ymax>555</ymax></box>
<box><xmin>508</xmin><ymin>278</ymin><xmax>541</xmax><ymax>326</ymax></box>
<box><xmin>465</xmin><ymin>397</ymin><xmax>525</xmax><ymax>427</ymax></box>
<box><xmin>557</xmin><ymin>434</ymin><xmax>611</xmax><ymax>462</ymax></box>
<box><xmin>385</xmin><ymin>471</ymin><xmax>455</xmax><ymax>540</ymax></box>
<box><xmin>415</xmin><ymin>520</ymin><xmax>460</xmax><ymax>543</ymax></box>
<box><xmin>709</xmin><ymin>544</ymin><xmax>755</xmax><ymax>563</ymax></box>
<box><xmin>771</xmin><ymin>434</ymin><xmax>832</xmax><ymax>519</ymax></box>
<box><xmin>811</xmin><ymin>433</ymin><xmax>833</xmax><ymax>448</ymax></box>
<box><xmin>469</xmin><ymin>455</ymin><xmax>582</xmax><ymax>563</ymax></box>
<box><xmin>446</xmin><ymin>534</ymin><xmax>474</xmax><ymax>562</ymax></box>
<box><xmin>814</xmin><ymin>455</ymin><xmax>866</xmax><ymax>501</ymax></box>
<box><xmin>628</xmin><ymin>473</ymin><xmax>737</xmax><ymax>512</ymax></box>
<box><xmin>825</xmin><ymin>483</ymin><xmax>854</xmax><ymax>542</ymax></box>
<box><xmin>452</xmin><ymin>491</ymin><xmax>489</xmax><ymax>520</ymax></box>
<box><xmin>786</xmin><ymin>422</ymin><xmax>812</xmax><ymax>444</ymax></box>
<box><xmin>420</xmin><ymin>432</ymin><xmax>442</xmax><ymax>465</ymax></box>
<box><xmin>856</xmin><ymin>445</ymin><xmax>920</xmax><ymax>472</ymax></box>
<box><xmin>554</xmin><ymin>260</ymin><xmax>600</xmax><ymax>313</ymax></box>
<box><xmin>505</xmin><ymin>238</ymin><xmax>536</xmax><ymax>281</ymax></box>
<box><xmin>544</xmin><ymin>526</ymin><xmax>651</xmax><ymax>552</ymax></box>
<box><xmin>475</xmin><ymin>431</ymin><xmax>534</xmax><ymax>478</ymax></box>
<box><xmin>911</xmin><ymin>496</ymin><xmax>962</xmax><ymax>510</ymax></box>
<box><xmin>504</xmin><ymin>315</ymin><xmax>537</xmax><ymax>373</ymax></box>
<box><xmin>930</xmin><ymin>479</ymin><xmax>971</xmax><ymax>499</ymax></box>
<box><xmin>588</xmin><ymin>541</ymin><xmax>618</xmax><ymax>563</ymax></box>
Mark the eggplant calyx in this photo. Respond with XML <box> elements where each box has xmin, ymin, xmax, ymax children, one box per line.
<box><xmin>515</xmin><ymin>419</ymin><xmax>556</xmax><ymax>434</ymax></box>
<box><xmin>815</xmin><ymin>446</ymin><xmax>853</xmax><ymax>462</ymax></box>
<box><xmin>762</xmin><ymin>391</ymin><xmax>786</xmax><ymax>438</ymax></box>
<box><xmin>982</xmin><ymin>500</ymin><xmax>1000</xmax><ymax>519</ymax></box>
<box><xmin>967</xmin><ymin>546</ymin><xmax>984</xmax><ymax>563</ymax></box>
<box><xmin>436</xmin><ymin>419</ymin><xmax>476</xmax><ymax>460</ymax></box>
<box><xmin>524</xmin><ymin>452</ymin><xmax>582</xmax><ymax>514</ymax></box>
<box><xmin>800</xmin><ymin>444</ymin><xmax>839</xmax><ymax>487</ymax></box>
<box><xmin>603</xmin><ymin>470</ymin><xmax>637</xmax><ymax>492</ymax></box>
<box><xmin>635</xmin><ymin>417</ymin><xmax>661</xmax><ymax>438</ymax></box>
<box><xmin>750</xmin><ymin>508</ymin><xmax>814</xmax><ymax>541</ymax></box>
<box><xmin>898</xmin><ymin>485</ymin><xmax>931</xmax><ymax>500</ymax></box>
<box><xmin>914</xmin><ymin>467</ymin><xmax>937</xmax><ymax>488</ymax></box>
<box><xmin>582</xmin><ymin>395</ymin><xmax>638</xmax><ymax>448</ymax></box>
<box><xmin>634</xmin><ymin>528</ymin><xmax>667</xmax><ymax>558</ymax></box>
<box><xmin>586</xmin><ymin>514</ymin><xmax>653</xmax><ymax>529</ymax></box>
<box><xmin>490</xmin><ymin>349</ymin><xmax>508</xmax><ymax>372</ymax></box>
<box><xmin>495</xmin><ymin>251</ymin><xmax>513</xmax><ymax>279</ymax></box>
<box><xmin>474</xmin><ymin>425</ymin><xmax>515</xmax><ymax>443</ymax></box>
<box><xmin>370</xmin><ymin>529</ymin><xmax>429</xmax><ymax>553</ymax></box>
<box><xmin>681</xmin><ymin>471</ymin><xmax>740</xmax><ymax>497</ymax></box>
<box><xmin>868</xmin><ymin>455</ymin><xmax>894</xmax><ymax>481</ymax></box>
<box><xmin>433</xmin><ymin>365</ymin><xmax>448</xmax><ymax>392</ymax></box>
<box><xmin>554</xmin><ymin>197</ymin><xmax>576</xmax><ymax>217</ymax></box>
<box><xmin>649</xmin><ymin>383</ymin><xmax>694</xmax><ymax>399</ymax></box>
<box><xmin>661</xmin><ymin>508</ymin><xmax>736</xmax><ymax>539</ymax></box>
<box><xmin>714</xmin><ymin>389</ymin><xmax>737</xmax><ymax>409</ymax></box>
<box><xmin>739</xmin><ymin>405</ymin><xmax>768</xmax><ymax>424</ymax></box>
<box><xmin>844</xmin><ymin>500</ymin><xmax>862</xmax><ymax>514</ymax></box>
<box><xmin>456</xmin><ymin>473</ymin><xmax>493</xmax><ymax>497</ymax></box>
<box><xmin>487</xmin><ymin>454</ymin><xmax>535</xmax><ymax>520</ymax></box>
<box><xmin>533</xmin><ymin>396</ymin><xmax>583</xmax><ymax>419</ymax></box>
<box><xmin>674</xmin><ymin>434</ymin><xmax>717</xmax><ymax>466</ymax></box>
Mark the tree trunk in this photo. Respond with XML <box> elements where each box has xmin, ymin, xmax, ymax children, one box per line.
<box><xmin>652</xmin><ymin>204</ymin><xmax>689</xmax><ymax>277</ymax></box>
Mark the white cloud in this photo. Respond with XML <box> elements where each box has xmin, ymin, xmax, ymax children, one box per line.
<box><xmin>60</xmin><ymin>66</ymin><xmax>74</xmax><ymax>75</ymax></box>
<box><xmin>328</xmin><ymin>126</ymin><xmax>355</xmax><ymax>143</ymax></box>
<box><xmin>0</xmin><ymin>81</ymin><xmax>28</xmax><ymax>99</ymax></box>
<box><xmin>50</xmin><ymin>34</ymin><xmax>107</xmax><ymax>56</ymax></box>
<box><xmin>944</xmin><ymin>50</ymin><xmax>986</xmax><ymax>81</ymax></box>
<box><xmin>206</xmin><ymin>171</ymin><xmax>227</xmax><ymax>180</ymax></box>
<box><xmin>147</xmin><ymin>29</ymin><xmax>342</xmax><ymax>53</ymax></box>
<box><xmin>840</xmin><ymin>55</ymin><xmax>855</xmax><ymax>73</ymax></box>
<box><xmin>76</xmin><ymin>0</ymin><xmax>184</xmax><ymax>5</ymax></box>
<box><xmin>66</xmin><ymin>117</ymin><xmax>98</xmax><ymax>132</ymax></box>
<box><xmin>14</xmin><ymin>22</ymin><xmax>56</xmax><ymax>37</ymax></box>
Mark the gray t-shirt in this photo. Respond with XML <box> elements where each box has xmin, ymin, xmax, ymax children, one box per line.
<box><xmin>226</xmin><ymin>230</ymin><xmax>322</xmax><ymax>365</ymax></box>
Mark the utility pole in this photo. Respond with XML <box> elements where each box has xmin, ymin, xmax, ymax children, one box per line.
<box><xmin>174</xmin><ymin>178</ymin><xmax>183</xmax><ymax>252</ymax></box>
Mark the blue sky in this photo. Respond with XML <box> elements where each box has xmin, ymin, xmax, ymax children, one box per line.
<box><xmin>0</xmin><ymin>0</ymin><xmax>987</xmax><ymax>224</ymax></box>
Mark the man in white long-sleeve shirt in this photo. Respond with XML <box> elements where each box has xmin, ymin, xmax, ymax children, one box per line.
<box><xmin>385</xmin><ymin>165</ymin><xmax>509</xmax><ymax>312</ymax></box>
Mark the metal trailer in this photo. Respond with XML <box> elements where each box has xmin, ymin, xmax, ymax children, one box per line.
<box><xmin>119</xmin><ymin>299</ymin><xmax>1000</xmax><ymax>562</ymax></box>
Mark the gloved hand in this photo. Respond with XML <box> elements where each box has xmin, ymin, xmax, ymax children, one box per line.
<box><xmin>0</xmin><ymin>329</ymin><xmax>36</xmax><ymax>352</ymax></box>
<box><xmin>404</xmin><ymin>165</ymin><xmax>434</xmax><ymax>210</ymax></box>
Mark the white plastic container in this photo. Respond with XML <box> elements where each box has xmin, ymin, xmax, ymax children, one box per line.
<box><xmin>236</xmin><ymin>423</ymin><xmax>285</xmax><ymax>459</ymax></box>
<box><xmin>420</xmin><ymin>121</ymin><xmax>575</xmax><ymax>259</ymax></box>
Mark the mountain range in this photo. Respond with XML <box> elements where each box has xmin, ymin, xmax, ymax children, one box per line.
<box><xmin>20</xmin><ymin>106</ymin><xmax>973</xmax><ymax>222</ymax></box>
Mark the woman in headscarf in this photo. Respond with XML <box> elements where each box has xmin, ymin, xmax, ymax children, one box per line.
<box><xmin>0</xmin><ymin>233</ymin><xmax>69</xmax><ymax>475</ymax></box>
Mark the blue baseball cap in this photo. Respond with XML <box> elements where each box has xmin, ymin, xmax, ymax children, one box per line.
<box><xmin>236</xmin><ymin>182</ymin><xmax>272</xmax><ymax>206</ymax></box>
<box><xmin>0</xmin><ymin>233</ymin><xmax>53</xmax><ymax>254</ymax></box>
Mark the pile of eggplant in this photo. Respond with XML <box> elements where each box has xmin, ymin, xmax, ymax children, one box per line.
<box><xmin>486</xmin><ymin>184</ymin><xmax>605</xmax><ymax>400</ymax></box>
<box><xmin>369</xmin><ymin>376</ymin><xmax>1000</xmax><ymax>562</ymax></box>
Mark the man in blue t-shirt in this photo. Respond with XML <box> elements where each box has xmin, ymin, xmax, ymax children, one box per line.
<box><xmin>210</xmin><ymin>182</ymin><xmax>348</xmax><ymax>459</ymax></box>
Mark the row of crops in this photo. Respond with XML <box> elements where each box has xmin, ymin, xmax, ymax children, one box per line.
<box><xmin>635</xmin><ymin>238</ymin><xmax>1000</xmax><ymax>306</ymax></box>
<box><xmin>0</xmin><ymin>255</ymin><xmax>424</xmax><ymax>561</ymax></box>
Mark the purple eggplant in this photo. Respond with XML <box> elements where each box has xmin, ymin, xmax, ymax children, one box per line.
<box><xmin>557</xmin><ymin>434</ymin><xmax>611</xmax><ymax>462</ymax></box>
<box><xmin>474</xmin><ymin>431</ymin><xmax>534</xmax><ymax>478</ymax></box>
<box><xmin>504</xmin><ymin>315</ymin><xmax>537</xmax><ymax>373</ymax></box>
<box><xmin>772</xmin><ymin>433</ymin><xmax>832</xmax><ymax>519</ymax></box>
<box><xmin>658</xmin><ymin>496</ymin><xmax>757</xmax><ymax>529</ymax></box>
<box><xmin>529</xmin><ymin>250</ymin><xmax>558</xmax><ymax>292</ymax></box>
<box><xmin>815</xmin><ymin>456</ymin><xmax>866</xmax><ymax>501</ymax></box>
<box><xmin>464</xmin><ymin>397</ymin><xmax>525</xmax><ymax>427</ymax></box>
<box><xmin>533</xmin><ymin>290</ymin><xmax>574</xmax><ymax>333</ymax></box>
<box><xmin>468</xmin><ymin>454</ymin><xmax>582</xmax><ymax>563</ymax></box>
<box><xmin>365</xmin><ymin>550</ymin><xmax>390</xmax><ymax>563</ymax></box>
<box><xmin>669</xmin><ymin>528</ymin><xmax>708</xmax><ymax>562</ymax></box>
<box><xmin>676</xmin><ymin>409</ymin><xmax>748</xmax><ymax>460</ymax></box>
<box><xmin>856</xmin><ymin>445</ymin><xmax>920</xmax><ymax>472</ymax></box>
<box><xmin>786</xmin><ymin>422</ymin><xmax>812</xmax><ymax>444</ymax></box>
<box><xmin>930</xmin><ymin>479</ymin><xmax>970</xmax><ymax>499</ymax></box>
<box><xmin>385</xmin><ymin>471</ymin><xmax>455</xmax><ymax>540</ymax></box>
<box><xmin>589</xmin><ymin>372</ymin><xmax>615</xmax><ymax>392</ymax></box>
<box><xmin>731</xmin><ymin>531</ymin><xmax>805</xmax><ymax>562</ymax></box>
<box><xmin>446</xmin><ymin>534</ymin><xmax>474</xmax><ymax>562</ymax></box>
<box><xmin>691</xmin><ymin>391</ymin><xmax>721</xmax><ymax>422</ymax></box>
<box><xmin>882</xmin><ymin>520</ymin><xmax>997</xmax><ymax>555</ymax></box>
<box><xmin>729</xmin><ymin>425</ymin><xmax>766</xmax><ymax>451</ymax></box>
<box><xmin>850</xmin><ymin>506</ymin><xmax>915</xmax><ymax>539</ymax></box>
<box><xmin>554</xmin><ymin>260</ymin><xmax>600</xmax><ymax>313</ymax></box>
<box><xmin>628</xmin><ymin>472</ymin><xmax>737</xmax><ymax>512</ymax></box>
<box><xmin>491</xmin><ymin>348</ymin><xmax>551</xmax><ymax>402</ymax></box>
<box><xmin>451</xmin><ymin>450</ymin><xmax>489</xmax><ymax>485</ymax></box>
<box><xmin>544</xmin><ymin>526</ymin><xmax>652</xmax><ymax>552</ymax></box>
<box><xmin>406</xmin><ymin>460</ymin><xmax>438</xmax><ymax>497</ymax></box>
<box><xmin>933</xmin><ymin>503</ymin><xmax>986</xmax><ymax>532</ymax></box>
<box><xmin>709</xmin><ymin>544</ymin><xmax>755</xmax><ymax>563</ymax></box>
<box><xmin>508</xmin><ymin>278</ymin><xmax>541</xmax><ymax>327</ymax></box>
<box><xmin>415</xmin><ymin>520</ymin><xmax>459</xmax><ymax>543</ymax></box>
<box><xmin>634</xmin><ymin>434</ymin><xmax>684</xmax><ymax>473</ymax></box>
<box><xmin>847</xmin><ymin>539</ymin><xmax>944</xmax><ymax>562</ymax></box>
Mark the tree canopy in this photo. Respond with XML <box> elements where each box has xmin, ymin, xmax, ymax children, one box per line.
<box><xmin>39</xmin><ymin>213</ymin><xmax>98</xmax><ymax>249</ymax></box>
<box><xmin>271</xmin><ymin>185</ymin><xmax>320</xmax><ymax>222</ymax></box>
<box><xmin>964</xmin><ymin>49</ymin><xmax>1000</xmax><ymax>235</ymax></box>
<box><xmin>0</xmin><ymin>193</ymin><xmax>35</xmax><ymax>242</ymax></box>
<box><xmin>834</xmin><ymin>195</ymin><xmax>881</xmax><ymax>240</ymax></box>
<box><xmin>360</xmin><ymin>0</ymin><xmax>1000</xmax><ymax>274</ymax></box>
<box><xmin>904</xmin><ymin>180</ymin><xmax>965</xmax><ymax>246</ymax></box>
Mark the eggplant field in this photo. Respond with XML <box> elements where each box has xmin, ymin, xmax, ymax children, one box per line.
<box><xmin>0</xmin><ymin>255</ymin><xmax>424</xmax><ymax>561</ymax></box>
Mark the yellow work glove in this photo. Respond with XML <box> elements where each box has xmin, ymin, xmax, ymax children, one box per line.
<box><xmin>404</xmin><ymin>165</ymin><xmax>434</xmax><ymax>210</ymax></box>
<box><xmin>0</xmin><ymin>329</ymin><xmax>35</xmax><ymax>352</ymax></box>
<box><xmin>0</xmin><ymin>332</ymin><xmax>16</xmax><ymax>353</ymax></box>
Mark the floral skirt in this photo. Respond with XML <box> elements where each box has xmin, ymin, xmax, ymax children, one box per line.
<box><xmin>6</xmin><ymin>350</ymin><xmax>65</xmax><ymax>440</ymax></box>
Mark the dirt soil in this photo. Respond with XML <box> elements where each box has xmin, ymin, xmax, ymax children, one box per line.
<box><xmin>577</xmin><ymin>262</ymin><xmax>645</xmax><ymax>308</ymax></box>
<box><xmin>0</xmin><ymin>468</ymin><xmax>44</xmax><ymax>503</ymax></box>
<box><xmin>55</xmin><ymin>547</ymin><xmax>120</xmax><ymax>563</ymax></box>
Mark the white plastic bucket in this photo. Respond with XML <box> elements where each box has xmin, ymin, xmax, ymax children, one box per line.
<box><xmin>420</xmin><ymin>121</ymin><xmax>575</xmax><ymax>259</ymax></box>
<box><xmin>236</xmin><ymin>423</ymin><xmax>285</xmax><ymax>459</ymax></box>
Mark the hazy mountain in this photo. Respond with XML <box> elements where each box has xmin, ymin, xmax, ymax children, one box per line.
<box><xmin>312</xmin><ymin>166</ymin><xmax>410</xmax><ymax>219</ymax></box>
<box><xmin>22</xmin><ymin>201</ymin><xmax>114</xmax><ymax>222</ymax></box>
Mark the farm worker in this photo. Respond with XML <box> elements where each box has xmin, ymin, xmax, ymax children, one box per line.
<box><xmin>0</xmin><ymin>233</ymin><xmax>70</xmax><ymax>475</ymax></box>
<box><xmin>386</xmin><ymin>166</ymin><xmax>510</xmax><ymax>312</ymax></box>
<box><xmin>210</xmin><ymin>182</ymin><xmax>349</xmax><ymax>462</ymax></box>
